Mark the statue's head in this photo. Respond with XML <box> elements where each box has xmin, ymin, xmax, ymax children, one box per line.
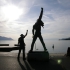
<box><xmin>36</xmin><ymin>19</ymin><xmax>44</xmax><ymax>27</ymax></box>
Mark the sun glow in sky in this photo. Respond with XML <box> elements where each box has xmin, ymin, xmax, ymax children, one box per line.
<box><xmin>0</xmin><ymin>0</ymin><xmax>70</xmax><ymax>40</ymax></box>
<box><xmin>1</xmin><ymin>4</ymin><xmax>23</xmax><ymax>21</ymax></box>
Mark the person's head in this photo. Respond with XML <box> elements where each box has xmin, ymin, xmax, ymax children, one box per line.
<box><xmin>20</xmin><ymin>34</ymin><xmax>24</xmax><ymax>37</ymax></box>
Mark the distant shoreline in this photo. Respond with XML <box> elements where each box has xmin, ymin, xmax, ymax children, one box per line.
<box><xmin>59</xmin><ymin>39</ymin><xmax>70</xmax><ymax>40</ymax></box>
<box><xmin>0</xmin><ymin>40</ymin><xmax>15</xmax><ymax>41</ymax></box>
<box><xmin>0</xmin><ymin>36</ymin><xmax>13</xmax><ymax>40</ymax></box>
<box><xmin>59</xmin><ymin>37</ymin><xmax>70</xmax><ymax>40</ymax></box>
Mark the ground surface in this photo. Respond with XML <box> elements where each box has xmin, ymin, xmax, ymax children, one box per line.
<box><xmin>0</xmin><ymin>53</ymin><xmax>69</xmax><ymax>70</ymax></box>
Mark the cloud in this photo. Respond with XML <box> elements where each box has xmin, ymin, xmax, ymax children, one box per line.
<box><xmin>40</xmin><ymin>7</ymin><xmax>70</xmax><ymax>39</ymax></box>
<box><xmin>0</xmin><ymin>0</ymin><xmax>35</xmax><ymax>36</ymax></box>
<box><xmin>57</xmin><ymin>0</ymin><xmax>70</xmax><ymax>7</ymax></box>
<box><xmin>0</xmin><ymin>0</ymin><xmax>70</xmax><ymax>40</ymax></box>
<box><xmin>0</xmin><ymin>0</ymin><xmax>7</xmax><ymax>6</ymax></box>
<box><xmin>0</xmin><ymin>0</ymin><xmax>35</xmax><ymax>21</ymax></box>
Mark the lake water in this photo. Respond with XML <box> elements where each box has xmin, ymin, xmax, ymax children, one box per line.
<box><xmin>0</xmin><ymin>39</ymin><xmax>70</xmax><ymax>54</ymax></box>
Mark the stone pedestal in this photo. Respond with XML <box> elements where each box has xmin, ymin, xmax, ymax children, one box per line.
<box><xmin>67</xmin><ymin>47</ymin><xmax>70</xmax><ymax>56</ymax></box>
<box><xmin>27</xmin><ymin>51</ymin><xmax>49</xmax><ymax>61</ymax></box>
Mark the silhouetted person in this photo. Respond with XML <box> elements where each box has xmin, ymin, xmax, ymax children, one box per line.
<box><xmin>29</xmin><ymin>8</ymin><xmax>47</xmax><ymax>52</ymax></box>
<box><xmin>18</xmin><ymin>30</ymin><xmax>28</xmax><ymax>60</ymax></box>
<box><xmin>52</xmin><ymin>44</ymin><xmax>54</xmax><ymax>50</ymax></box>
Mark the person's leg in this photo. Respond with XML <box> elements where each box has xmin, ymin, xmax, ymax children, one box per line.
<box><xmin>23</xmin><ymin>46</ymin><xmax>26</xmax><ymax>60</ymax></box>
<box><xmin>39</xmin><ymin>35</ymin><xmax>47</xmax><ymax>51</ymax></box>
<box><xmin>30</xmin><ymin>34</ymin><xmax>37</xmax><ymax>51</ymax></box>
<box><xmin>18</xmin><ymin>48</ymin><xmax>21</xmax><ymax>60</ymax></box>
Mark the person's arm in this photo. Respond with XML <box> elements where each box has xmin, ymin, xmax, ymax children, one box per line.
<box><xmin>38</xmin><ymin>8</ymin><xmax>43</xmax><ymax>20</ymax></box>
<box><xmin>24</xmin><ymin>30</ymin><xmax>28</xmax><ymax>38</ymax></box>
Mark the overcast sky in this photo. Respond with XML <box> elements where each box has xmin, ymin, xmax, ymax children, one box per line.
<box><xmin>0</xmin><ymin>0</ymin><xmax>70</xmax><ymax>40</ymax></box>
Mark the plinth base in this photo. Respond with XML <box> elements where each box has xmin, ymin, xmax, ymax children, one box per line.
<box><xmin>27</xmin><ymin>51</ymin><xmax>49</xmax><ymax>61</ymax></box>
<box><xmin>67</xmin><ymin>47</ymin><xmax>70</xmax><ymax>56</ymax></box>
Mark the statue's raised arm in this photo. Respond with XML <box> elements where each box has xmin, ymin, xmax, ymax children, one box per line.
<box><xmin>38</xmin><ymin>7</ymin><xmax>43</xmax><ymax>20</ymax></box>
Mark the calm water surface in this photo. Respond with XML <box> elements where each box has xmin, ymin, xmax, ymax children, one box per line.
<box><xmin>0</xmin><ymin>39</ymin><xmax>70</xmax><ymax>54</ymax></box>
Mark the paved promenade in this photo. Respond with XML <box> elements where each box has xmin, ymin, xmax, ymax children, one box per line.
<box><xmin>0</xmin><ymin>53</ymin><xmax>69</xmax><ymax>70</ymax></box>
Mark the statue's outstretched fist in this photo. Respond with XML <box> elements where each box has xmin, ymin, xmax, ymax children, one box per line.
<box><xmin>27</xmin><ymin>30</ymin><xmax>28</xmax><ymax>32</ymax></box>
<box><xmin>41</xmin><ymin>7</ymin><xmax>43</xmax><ymax>10</ymax></box>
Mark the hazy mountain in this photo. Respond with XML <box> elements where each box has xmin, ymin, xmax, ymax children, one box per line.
<box><xmin>0</xmin><ymin>36</ymin><xmax>13</xmax><ymax>40</ymax></box>
<box><xmin>59</xmin><ymin>37</ymin><xmax>70</xmax><ymax>40</ymax></box>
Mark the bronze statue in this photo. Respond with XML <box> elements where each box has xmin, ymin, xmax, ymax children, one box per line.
<box><xmin>29</xmin><ymin>8</ymin><xmax>47</xmax><ymax>52</ymax></box>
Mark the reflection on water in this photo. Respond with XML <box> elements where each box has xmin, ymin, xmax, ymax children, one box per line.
<box><xmin>0</xmin><ymin>40</ymin><xmax>70</xmax><ymax>53</ymax></box>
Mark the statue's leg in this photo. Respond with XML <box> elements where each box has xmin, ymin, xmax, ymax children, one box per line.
<box><xmin>39</xmin><ymin>35</ymin><xmax>47</xmax><ymax>51</ymax></box>
<box><xmin>30</xmin><ymin>34</ymin><xmax>37</xmax><ymax>51</ymax></box>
